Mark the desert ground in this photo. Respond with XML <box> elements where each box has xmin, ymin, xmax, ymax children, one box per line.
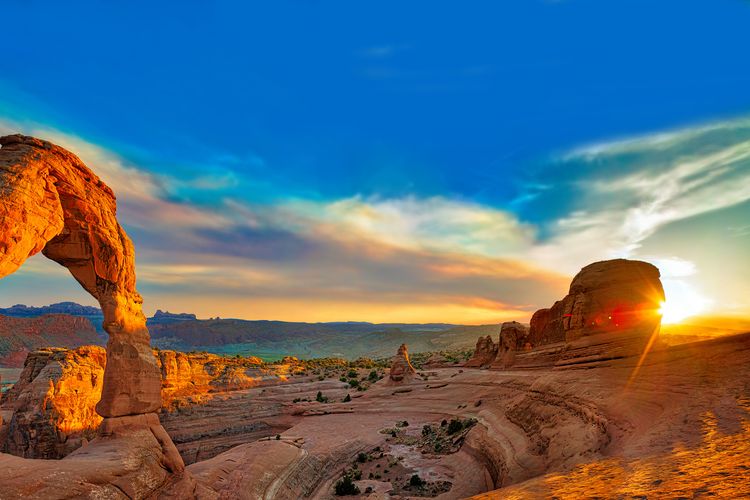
<box><xmin>156</xmin><ymin>332</ymin><xmax>749</xmax><ymax>498</ymax></box>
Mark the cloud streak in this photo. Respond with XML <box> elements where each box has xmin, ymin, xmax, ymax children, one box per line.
<box><xmin>2</xmin><ymin>115</ymin><xmax>749</xmax><ymax>322</ymax></box>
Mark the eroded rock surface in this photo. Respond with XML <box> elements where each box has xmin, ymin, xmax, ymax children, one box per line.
<box><xmin>0</xmin><ymin>346</ymin><xmax>307</xmax><ymax>460</ymax></box>
<box><xmin>1</xmin><ymin>347</ymin><xmax>105</xmax><ymax>458</ymax></box>
<box><xmin>492</xmin><ymin>321</ymin><xmax>530</xmax><ymax>369</ymax></box>
<box><xmin>530</xmin><ymin>259</ymin><xmax>664</xmax><ymax>347</ymax></box>
<box><xmin>0</xmin><ymin>134</ymin><xmax>160</xmax><ymax>416</ymax></box>
<box><xmin>0</xmin><ymin>134</ymin><xmax>185</xmax><ymax>498</ymax></box>
<box><xmin>466</xmin><ymin>335</ymin><xmax>498</xmax><ymax>368</ymax></box>
<box><xmin>387</xmin><ymin>344</ymin><xmax>416</xmax><ymax>384</ymax></box>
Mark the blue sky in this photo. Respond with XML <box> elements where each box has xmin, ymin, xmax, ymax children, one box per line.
<box><xmin>1</xmin><ymin>1</ymin><xmax>749</xmax><ymax>323</ymax></box>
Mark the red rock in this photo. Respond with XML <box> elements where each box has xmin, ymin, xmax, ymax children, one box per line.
<box><xmin>0</xmin><ymin>346</ymin><xmax>304</xmax><ymax>459</ymax></box>
<box><xmin>0</xmin><ymin>135</ymin><xmax>184</xmax><ymax>493</ymax></box>
<box><xmin>0</xmin><ymin>134</ymin><xmax>161</xmax><ymax>417</ymax></box>
<box><xmin>387</xmin><ymin>344</ymin><xmax>416</xmax><ymax>384</ymax></box>
<box><xmin>528</xmin><ymin>308</ymin><xmax>552</xmax><ymax>347</ymax></box>
<box><xmin>0</xmin><ymin>313</ymin><xmax>101</xmax><ymax>368</ymax></box>
<box><xmin>531</xmin><ymin>259</ymin><xmax>664</xmax><ymax>347</ymax></box>
<box><xmin>465</xmin><ymin>335</ymin><xmax>498</xmax><ymax>368</ymax></box>
<box><xmin>1</xmin><ymin>347</ymin><xmax>105</xmax><ymax>458</ymax></box>
<box><xmin>491</xmin><ymin>321</ymin><xmax>530</xmax><ymax>369</ymax></box>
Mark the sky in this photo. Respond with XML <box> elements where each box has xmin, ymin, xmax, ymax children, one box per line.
<box><xmin>1</xmin><ymin>0</ymin><xmax>749</xmax><ymax>324</ymax></box>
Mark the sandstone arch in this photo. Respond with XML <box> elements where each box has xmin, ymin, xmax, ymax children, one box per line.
<box><xmin>0</xmin><ymin>134</ymin><xmax>160</xmax><ymax>417</ymax></box>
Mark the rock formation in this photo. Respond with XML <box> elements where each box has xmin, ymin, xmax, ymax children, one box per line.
<box><xmin>489</xmin><ymin>259</ymin><xmax>666</xmax><ymax>370</ymax></box>
<box><xmin>529</xmin><ymin>259</ymin><xmax>664</xmax><ymax>346</ymax></box>
<box><xmin>0</xmin><ymin>346</ymin><xmax>305</xmax><ymax>460</ymax></box>
<box><xmin>528</xmin><ymin>307</ymin><xmax>552</xmax><ymax>346</ymax></box>
<box><xmin>0</xmin><ymin>134</ymin><xmax>185</xmax><ymax>496</ymax></box>
<box><xmin>1</xmin><ymin>347</ymin><xmax>106</xmax><ymax>458</ymax></box>
<box><xmin>0</xmin><ymin>134</ymin><xmax>161</xmax><ymax>417</ymax></box>
<box><xmin>0</xmin><ymin>313</ymin><xmax>102</xmax><ymax>367</ymax></box>
<box><xmin>387</xmin><ymin>344</ymin><xmax>416</xmax><ymax>384</ymax></box>
<box><xmin>492</xmin><ymin>321</ymin><xmax>530</xmax><ymax>369</ymax></box>
<box><xmin>465</xmin><ymin>335</ymin><xmax>498</xmax><ymax>368</ymax></box>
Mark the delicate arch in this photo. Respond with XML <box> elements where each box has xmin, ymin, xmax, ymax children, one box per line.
<box><xmin>0</xmin><ymin>134</ymin><xmax>160</xmax><ymax>417</ymax></box>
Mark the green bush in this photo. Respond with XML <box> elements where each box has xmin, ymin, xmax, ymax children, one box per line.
<box><xmin>334</xmin><ymin>475</ymin><xmax>360</xmax><ymax>496</ymax></box>
<box><xmin>447</xmin><ymin>418</ymin><xmax>463</xmax><ymax>434</ymax></box>
<box><xmin>357</xmin><ymin>452</ymin><xmax>368</xmax><ymax>463</ymax></box>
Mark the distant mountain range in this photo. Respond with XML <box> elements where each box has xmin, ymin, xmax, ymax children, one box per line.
<box><xmin>0</xmin><ymin>302</ymin><xmax>497</xmax><ymax>362</ymax></box>
<box><xmin>0</xmin><ymin>313</ymin><xmax>102</xmax><ymax>367</ymax></box>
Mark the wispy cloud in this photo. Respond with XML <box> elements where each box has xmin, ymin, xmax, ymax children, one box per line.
<box><xmin>530</xmin><ymin>117</ymin><xmax>750</xmax><ymax>272</ymax></box>
<box><xmin>2</xmin><ymin>115</ymin><xmax>749</xmax><ymax>321</ymax></box>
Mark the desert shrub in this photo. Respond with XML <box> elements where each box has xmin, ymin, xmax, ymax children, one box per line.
<box><xmin>410</xmin><ymin>474</ymin><xmax>425</xmax><ymax>487</ymax></box>
<box><xmin>441</xmin><ymin>419</ymin><xmax>448</xmax><ymax>427</ymax></box>
<box><xmin>334</xmin><ymin>475</ymin><xmax>360</xmax><ymax>496</ymax></box>
<box><xmin>343</xmin><ymin>394</ymin><xmax>351</xmax><ymax>402</ymax></box>
<box><xmin>447</xmin><ymin>418</ymin><xmax>463</xmax><ymax>434</ymax></box>
<box><xmin>422</xmin><ymin>424</ymin><xmax>432</xmax><ymax>436</ymax></box>
<box><xmin>368</xmin><ymin>370</ymin><xmax>378</xmax><ymax>381</ymax></box>
<box><xmin>348</xmin><ymin>379</ymin><xmax>359</xmax><ymax>388</ymax></box>
<box><xmin>316</xmin><ymin>391</ymin><xmax>328</xmax><ymax>403</ymax></box>
<box><xmin>357</xmin><ymin>452</ymin><xmax>368</xmax><ymax>463</ymax></box>
<box><xmin>348</xmin><ymin>369</ymin><xmax>358</xmax><ymax>378</ymax></box>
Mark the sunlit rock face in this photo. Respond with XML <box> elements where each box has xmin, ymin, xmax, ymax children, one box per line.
<box><xmin>387</xmin><ymin>343</ymin><xmax>416</xmax><ymax>384</ymax></box>
<box><xmin>0</xmin><ymin>347</ymin><xmax>106</xmax><ymax>458</ymax></box>
<box><xmin>0</xmin><ymin>347</ymin><xmax>302</xmax><ymax>459</ymax></box>
<box><xmin>529</xmin><ymin>259</ymin><xmax>664</xmax><ymax>347</ymax></box>
<box><xmin>0</xmin><ymin>134</ymin><xmax>161</xmax><ymax>417</ymax></box>
<box><xmin>0</xmin><ymin>135</ymin><xmax>188</xmax><ymax>495</ymax></box>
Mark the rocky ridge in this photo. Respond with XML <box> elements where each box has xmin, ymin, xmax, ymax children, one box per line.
<box><xmin>0</xmin><ymin>313</ymin><xmax>102</xmax><ymax>367</ymax></box>
<box><xmin>0</xmin><ymin>346</ymin><xmax>312</xmax><ymax>459</ymax></box>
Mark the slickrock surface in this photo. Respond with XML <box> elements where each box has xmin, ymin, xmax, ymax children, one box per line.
<box><xmin>465</xmin><ymin>335</ymin><xmax>498</xmax><ymax>368</ymax></box>
<box><xmin>0</xmin><ymin>313</ymin><xmax>101</xmax><ymax>368</ymax></box>
<box><xmin>386</xmin><ymin>343</ymin><xmax>417</xmax><ymax>385</ymax></box>
<box><xmin>2</xmin><ymin>333</ymin><xmax>749</xmax><ymax>498</ymax></box>
<box><xmin>172</xmin><ymin>332</ymin><xmax>748</xmax><ymax>499</ymax></box>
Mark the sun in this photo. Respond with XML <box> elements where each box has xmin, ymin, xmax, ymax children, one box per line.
<box><xmin>658</xmin><ymin>301</ymin><xmax>689</xmax><ymax>324</ymax></box>
<box><xmin>658</xmin><ymin>279</ymin><xmax>712</xmax><ymax>324</ymax></box>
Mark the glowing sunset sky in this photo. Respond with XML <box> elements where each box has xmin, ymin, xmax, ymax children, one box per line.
<box><xmin>1</xmin><ymin>1</ymin><xmax>749</xmax><ymax>323</ymax></box>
